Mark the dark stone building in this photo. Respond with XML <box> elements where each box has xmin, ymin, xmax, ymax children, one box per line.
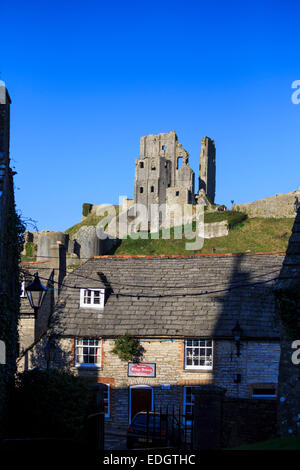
<box><xmin>274</xmin><ymin>206</ymin><xmax>300</xmax><ymax>436</ymax></box>
<box><xmin>0</xmin><ymin>81</ymin><xmax>22</xmax><ymax>433</ymax></box>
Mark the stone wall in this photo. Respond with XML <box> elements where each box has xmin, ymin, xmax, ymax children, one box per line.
<box><xmin>19</xmin><ymin>336</ymin><xmax>280</xmax><ymax>434</ymax></box>
<box><xmin>231</xmin><ymin>189</ymin><xmax>300</xmax><ymax>218</ymax></box>
<box><xmin>204</xmin><ymin>220</ymin><xmax>228</xmax><ymax>238</ymax></box>
<box><xmin>0</xmin><ymin>82</ymin><xmax>20</xmax><ymax>435</ymax></box>
<box><xmin>222</xmin><ymin>397</ymin><xmax>277</xmax><ymax>447</ymax></box>
<box><xmin>199</xmin><ymin>137</ymin><xmax>216</xmax><ymax>204</ymax></box>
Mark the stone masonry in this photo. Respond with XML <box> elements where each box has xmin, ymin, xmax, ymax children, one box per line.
<box><xmin>198</xmin><ymin>136</ymin><xmax>216</xmax><ymax>204</ymax></box>
<box><xmin>0</xmin><ymin>82</ymin><xmax>19</xmax><ymax>434</ymax></box>
<box><xmin>134</xmin><ymin>131</ymin><xmax>216</xmax><ymax>228</ymax></box>
<box><xmin>231</xmin><ymin>189</ymin><xmax>300</xmax><ymax>218</ymax></box>
<box><xmin>17</xmin><ymin>253</ymin><xmax>283</xmax><ymax>438</ymax></box>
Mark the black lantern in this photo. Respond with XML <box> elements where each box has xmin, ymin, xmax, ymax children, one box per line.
<box><xmin>25</xmin><ymin>272</ymin><xmax>47</xmax><ymax>317</ymax></box>
<box><xmin>44</xmin><ymin>337</ymin><xmax>56</xmax><ymax>369</ymax></box>
<box><xmin>232</xmin><ymin>320</ymin><xmax>243</xmax><ymax>356</ymax></box>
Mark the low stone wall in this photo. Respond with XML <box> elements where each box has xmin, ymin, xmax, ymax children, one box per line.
<box><xmin>204</xmin><ymin>220</ymin><xmax>228</xmax><ymax>238</ymax></box>
<box><xmin>231</xmin><ymin>190</ymin><xmax>300</xmax><ymax>218</ymax></box>
<box><xmin>221</xmin><ymin>398</ymin><xmax>277</xmax><ymax>448</ymax></box>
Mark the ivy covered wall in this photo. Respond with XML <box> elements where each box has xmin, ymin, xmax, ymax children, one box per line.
<box><xmin>0</xmin><ymin>83</ymin><xmax>24</xmax><ymax>435</ymax></box>
<box><xmin>0</xmin><ymin>168</ymin><xmax>24</xmax><ymax>435</ymax></box>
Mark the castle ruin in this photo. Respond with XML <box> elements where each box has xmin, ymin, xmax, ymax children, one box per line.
<box><xmin>133</xmin><ymin>131</ymin><xmax>216</xmax><ymax>228</ymax></box>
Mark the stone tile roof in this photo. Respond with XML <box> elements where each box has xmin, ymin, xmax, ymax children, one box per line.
<box><xmin>275</xmin><ymin>208</ymin><xmax>300</xmax><ymax>291</ymax></box>
<box><xmin>51</xmin><ymin>253</ymin><xmax>284</xmax><ymax>339</ymax></box>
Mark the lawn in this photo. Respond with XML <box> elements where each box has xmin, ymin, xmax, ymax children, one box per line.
<box><xmin>229</xmin><ymin>437</ymin><xmax>300</xmax><ymax>450</ymax></box>
<box><xmin>114</xmin><ymin>217</ymin><xmax>293</xmax><ymax>255</ymax></box>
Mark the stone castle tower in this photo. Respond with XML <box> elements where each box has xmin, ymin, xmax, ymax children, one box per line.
<box><xmin>134</xmin><ymin>131</ymin><xmax>216</xmax><ymax>214</ymax></box>
<box><xmin>134</xmin><ymin>131</ymin><xmax>195</xmax><ymax>214</ymax></box>
<box><xmin>199</xmin><ymin>136</ymin><xmax>216</xmax><ymax>204</ymax></box>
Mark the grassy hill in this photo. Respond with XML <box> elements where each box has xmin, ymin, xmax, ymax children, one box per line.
<box><xmin>64</xmin><ymin>210</ymin><xmax>294</xmax><ymax>255</ymax></box>
<box><xmin>114</xmin><ymin>217</ymin><xmax>293</xmax><ymax>255</ymax></box>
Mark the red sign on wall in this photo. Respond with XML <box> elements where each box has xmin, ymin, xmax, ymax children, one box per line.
<box><xmin>128</xmin><ymin>363</ymin><xmax>156</xmax><ymax>377</ymax></box>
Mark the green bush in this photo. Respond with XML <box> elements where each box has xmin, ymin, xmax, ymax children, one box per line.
<box><xmin>5</xmin><ymin>369</ymin><xmax>93</xmax><ymax>441</ymax></box>
<box><xmin>112</xmin><ymin>334</ymin><xmax>141</xmax><ymax>361</ymax></box>
<box><xmin>82</xmin><ymin>203</ymin><xmax>93</xmax><ymax>217</ymax></box>
<box><xmin>25</xmin><ymin>242</ymin><xmax>35</xmax><ymax>257</ymax></box>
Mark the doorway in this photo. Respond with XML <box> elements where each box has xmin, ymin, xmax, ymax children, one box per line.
<box><xmin>129</xmin><ymin>386</ymin><xmax>153</xmax><ymax>422</ymax></box>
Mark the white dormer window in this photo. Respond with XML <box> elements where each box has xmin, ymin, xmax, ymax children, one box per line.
<box><xmin>80</xmin><ymin>289</ymin><xmax>105</xmax><ymax>309</ymax></box>
<box><xmin>20</xmin><ymin>280</ymin><xmax>26</xmax><ymax>298</ymax></box>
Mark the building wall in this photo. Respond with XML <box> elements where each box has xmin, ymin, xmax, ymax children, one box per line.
<box><xmin>0</xmin><ymin>83</ymin><xmax>20</xmax><ymax>435</ymax></box>
<box><xmin>18</xmin><ymin>336</ymin><xmax>280</xmax><ymax>432</ymax></box>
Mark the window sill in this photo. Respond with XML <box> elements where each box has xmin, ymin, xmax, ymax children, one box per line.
<box><xmin>183</xmin><ymin>368</ymin><xmax>213</xmax><ymax>373</ymax></box>
<box><xmin>75</xmin><ymin>364</ymin><xmax>102</xmax><ymax>370</ymax></box>
<box><xmin>79</xmin><ymin>305</ymin><xmax>104</xmax><ymax>310</ymax></box>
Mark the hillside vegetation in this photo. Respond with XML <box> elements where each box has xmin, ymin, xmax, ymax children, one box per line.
<box><xmin>65</xmin><ymin>205</ymin><xmax>120</xmax><ymax>238</ymax></box>
<box><xmin>114</xmin><ymin>217</ymin><xmax>293</xmax><ymax>255</ymax></box>
<box><xmin>64</xmin><ymin>210</ymin><xmax>294</xmax><ymax>255</ymax></box>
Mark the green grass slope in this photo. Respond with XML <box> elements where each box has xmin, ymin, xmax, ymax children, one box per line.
<box><xmin>64</xmin><ymin>210</ymin><xmax>293</xmax><ymax>255</ymax></box>
<box><xmin>115</xmin><ymin>217</ymin><xmax>293</xmax><ymax>255</ymax></box>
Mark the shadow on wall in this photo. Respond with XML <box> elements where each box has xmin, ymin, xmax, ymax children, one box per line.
<box><xmin>19</xmin><ymin>252</ymin><xmax>281</xmax><ymax>449</ymax></box>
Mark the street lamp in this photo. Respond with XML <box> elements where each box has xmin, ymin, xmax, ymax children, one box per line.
<box><xmin>232</xmin><ymin>320</ymin><xmax>243</xmax><ymax>357</ymax></box>
<box><xmin>44</xmin><ymin>337</ymin><xmax>56</xmax><ymax>369</ymax></box>
<box><xmin>25</xmin><ymin>272</ymin><xmax>47</xmax><ymax>317</ymax></box>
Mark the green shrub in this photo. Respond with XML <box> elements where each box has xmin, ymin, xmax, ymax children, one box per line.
<box><xmin>25</xmin><ymin>242</ymin><xmax>35</xmax><ymax>257</ymax></box>
<box><xmin>112</xmin><ymin>334</ymin><xmax>141</xmax><ymax>361</ymax></box>
<box><xmin>5</xmin><ymin>369</ymin><xmax>93</xmax><ymax>441</ymax></box>
<box><xmin>82</xmin><ymin>203</ymin><xmax>93</xmax><ymax>217</ymax></box>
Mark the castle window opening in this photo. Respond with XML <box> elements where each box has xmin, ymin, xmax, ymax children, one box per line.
<box><xmin>151</xmin><ymin>165</ymin><xmax>156</xmax><ymax>171</ymax></box>
<box><xmin>176</xmin><ymin>191</ymin><xmax>179</xmax><ymax>196</ymax></box>
<box><xmin>177</xmin><ymin>156</ymin><xmax>183</xmax><ymax>169</ymax></box>
<box><xmin>139</xmin><ymin>162</ymin><xmax>144</xmax><ymax>168</ymax></box>
<box><xmin>140</xmin><ymin>187</ymin><xmax>144</xmax><ymax>193</ymax></box>
<box><xmin>151</xmin><ymin>186</ymin><xmax>154</xmax><ymax>193</ymax></box>
<box><xmin>162</xmin><ymin>145</ymin><xmax>166</xmax><ymax>151</ymax></box>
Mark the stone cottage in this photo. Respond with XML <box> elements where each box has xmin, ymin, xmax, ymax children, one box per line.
<box><xmin>18</xmin><ymin>252</ymin><xmax>284</xmax><ymax>439</ymax></box>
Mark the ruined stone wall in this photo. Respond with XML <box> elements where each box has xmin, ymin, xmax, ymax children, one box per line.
<box><xmin>221</xmin><ymin>398</ymin><xmax>277</xmax><ymax>447</ymax></box>
<box><xmin>199</xmin><ymin>137</ymin><xmax>216</xmax><ymax>204</ymax></box>
<box><xmin>232</xmin><ymin>189</ymin><xmax>300</xmax><ymax>218</ymax></box>
<box><xmin>134</xmin><ymin>132</ymin><xmax>195</xmax><ymax>218</ymax></box>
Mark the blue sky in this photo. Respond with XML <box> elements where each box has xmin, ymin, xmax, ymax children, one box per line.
<box><xmin>1</xmin><ymin>0</ymin><xmax>300</xmax><ymax>231</ymax></box>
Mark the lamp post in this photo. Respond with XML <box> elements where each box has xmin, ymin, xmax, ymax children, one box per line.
<box><xmin>25</xmin><ymin>272</ymin><xmax>47</xmax><ymax>317</ymax></box>
<box><xmin>232</xmin><ymin>320</ymin><xmax>243</xmax><ymax>357</ymax></box>
<box><xmin>44</xmin><ymin>337</ymin><xmax>56</xmax><ymax>369</ymax></box>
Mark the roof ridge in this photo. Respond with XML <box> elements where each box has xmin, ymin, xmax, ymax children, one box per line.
<box><xmin>92</xmin><ymin>251</ymin><xmax>286</xmax><ymax>260</ymax></box>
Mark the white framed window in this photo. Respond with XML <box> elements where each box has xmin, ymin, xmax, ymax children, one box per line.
<box><xmin>103</xmin><ymin>384</ymin><xmax>110</xmax><ymax>418</ymax></box>
<box><xmin>75</xmin><ymin>339</ymin><xmax>102</xmax><ymax>367</ymax></box>
<box><xmin>20</xmin><ymin>280</ymin><xmax>26</xmax><ymax>298</ymax></box>
<box><xmin>80</xmin><ymin>289</ymin><xmax>105</xmax><ymax>309</ymax></box>
<box><xmin>184</xmin><ymin>339</ymin><xmax>213</xmax><ymax>370</ymax></box>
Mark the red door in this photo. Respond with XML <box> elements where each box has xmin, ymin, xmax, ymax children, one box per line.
<box><xmin>130</xmin><ymin>388</ymin><xmax>152</xmax><ymax>421</ymax></box>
